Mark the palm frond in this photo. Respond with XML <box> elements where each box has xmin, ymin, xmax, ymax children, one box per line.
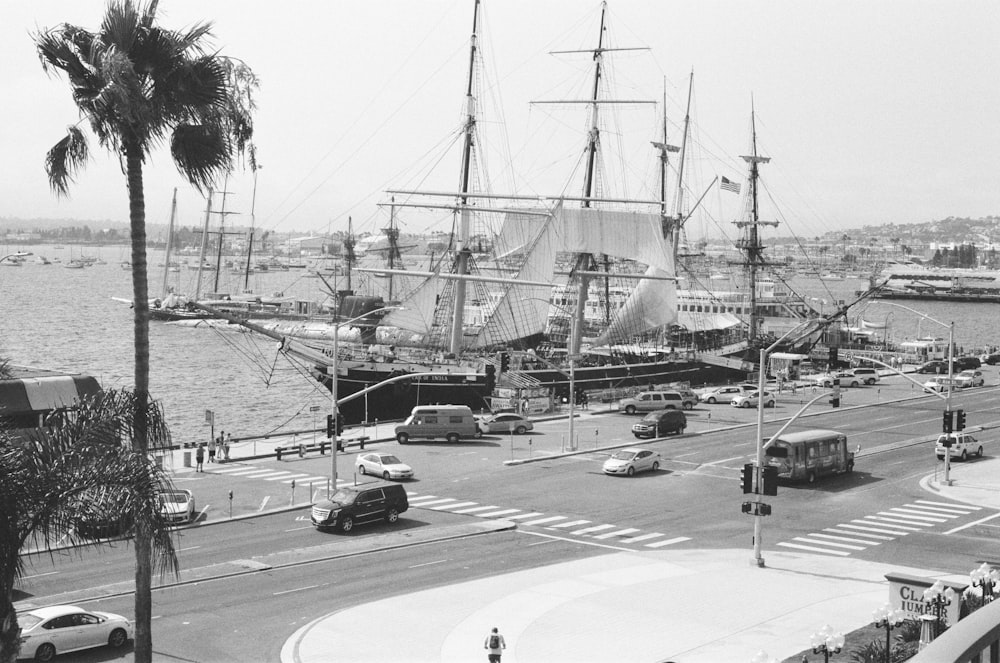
<box><xmin>170</xmin><ymin>123</ymin><xmax>230</xmax><ymax>191</ymax></box>
<box><xmin>44</xmin><ymin>126</ymin><xmax>89</xmax><ymax>196</ymax></box>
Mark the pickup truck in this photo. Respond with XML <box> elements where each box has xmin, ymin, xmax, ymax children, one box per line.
<box><xmin>935</xmin><ymin>431</ymin><xmax>984</xmax><ymax>461</ymax></box>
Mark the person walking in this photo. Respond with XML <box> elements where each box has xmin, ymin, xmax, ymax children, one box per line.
<box><xmin>483</xmin><ymin>626</ymin><xmax>506</xmax><ymax>662</ymax></box>
<box><xmin>208</xmin><ymin>434</ymin><xmax>218</xmax><ymax>463</ymax></box>
<box><xmin>195</xmin><ymin>443</ymin><xmax>205</xmax><ymax>472</ymax></box>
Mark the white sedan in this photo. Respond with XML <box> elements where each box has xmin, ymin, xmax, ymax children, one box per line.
<box><xmin>477</xmin><ymin>413</ymin><xmax>534</xmax><ymax>435</ymax></box>
<box><xmin>602</xmin><ymin>448</ymin><xmax>661</xmax><ymax>476</ymax></box>
<box><xmin>355</xmin><ymin>452</ymin><xmax>414</xmax><ymax>480</ymax></box>
<box><xmin>731</xmin><ymin>391</ymin><xmax>776</xmax><ymax>408</ymax></box>
<box><xmin>17</xmin><ymin>605</ymin><xmax>133</xmax><ymax>662</ymax></box>
<box><xmin>159</xmin><ymin>489</ymin><xmax>196</xmax><ymax>524</ymax></box>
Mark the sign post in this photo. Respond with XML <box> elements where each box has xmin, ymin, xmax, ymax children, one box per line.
<box><xmin>205</xmin><ymin>409</ymin><xmax>215</xmax><ymax>445</ymax></box>
<box><xmin>309</xmin><ymin>405</ymin><xmax>321</xmax><ymax>444</ymax></box>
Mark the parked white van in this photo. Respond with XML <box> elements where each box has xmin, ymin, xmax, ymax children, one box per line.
<box><xmin>394</xmin><ymin>405</ymin><xmax>482</xmax><ymax>444</ymax></box>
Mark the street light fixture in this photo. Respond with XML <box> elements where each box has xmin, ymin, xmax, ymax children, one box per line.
<box><xmin>809</xmin><ymin>625</ymin><xmax>845</xmax><ymax>662</ymax></box>
<box><xmin>970</xmin><ymin>562</ymin><xmax>999</xmax><ymax>604</ymax></box>
<box><xmin>922</xmin><ymin>580</ymin><xmax>956</xmax><ymax>638</ymax></box>
<box><xmin>872</xmin><ymin>602</ymin><xmax>905</xmax><ymax>663</ymax></box>
<box><xmin>327</xmin><ymin>305</ymin><xmax>403</xmax><ymax>496</ymax></box>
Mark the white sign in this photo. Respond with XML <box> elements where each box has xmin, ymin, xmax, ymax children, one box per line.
<box><xmin>204</xmin><ymin>409</ymin><xmax>214</xmax><ymax>424</ymax></box>
<box><xmin>309</xmin><ymin>405</ymin><xmax>321</xmax><ymax>412</ymax></box>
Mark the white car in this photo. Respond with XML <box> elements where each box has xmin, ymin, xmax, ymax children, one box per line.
<box><xmin>731</xmin><ymin>391</ymin><xmax>776</xmax><ymax>408</ymax></box>
<box><xmin>602</xmin><ymin>447</ymin><xmax>661</xmax><ymax>476</ymax></box>
<box><xmin>477</xmin><ymin>413</ymin><xmax>534</xmax><ymax>435</ymax></box>
<box><xmin>355</xmin><ymin>452</ymin><xmax>414</xmax><ymax>480</ymax></box>
<box><xmin>159</xmin><ymin>489</ymin><xmax>196</xmax><ymax>524</ymax></box>
<box><xmin>924</xmin><ymin>377</ymin><xmax>960</xmax><ymax>393</ymax></box>
<box><xmin>956</xmin><ymin>370</ymin><xmax>985</xmax><ymax>388</ymax></box>
<box><xmin>17</xmin><ymin>605</ymin><xmax>133</xmax><ymax>662</ymax></box>
<box><xmin>699</xmin><ymin>385</ymin><xmax>753</xmax><ymax>404</ymax></box>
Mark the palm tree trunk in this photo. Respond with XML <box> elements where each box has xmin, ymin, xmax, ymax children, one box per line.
<box><xmin>125</xmin><ymin>141</ymin><xmax>153</xmax><ymax>663</ymax></box>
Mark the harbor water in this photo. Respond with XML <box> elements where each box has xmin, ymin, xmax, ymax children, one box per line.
<box><xmin>1</xmin><ymin>246</ymin><xmax>996</xmax><ymax>444</ymax></box>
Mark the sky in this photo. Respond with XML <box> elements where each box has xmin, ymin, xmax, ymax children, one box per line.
<box><xmin>2</xmin><ymin>0</ymin><xmax>999</xmax><ymax>243</ymax></box>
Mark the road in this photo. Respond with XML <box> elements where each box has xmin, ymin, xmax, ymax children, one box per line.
<box><xmin>14</xmin><ymin>374</ymin><xmax>1000</xmax><ymax>660</ymax></box>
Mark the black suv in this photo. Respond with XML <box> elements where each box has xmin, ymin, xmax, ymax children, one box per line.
<box><xmin>631</xmin><ymin>409</ymin><xmax>687</xmax><ymax>438</ymax></box>
<box><xmin>311</xmin><ymin>481</ymin><xmax>409</xmax><ymax>533</ymax></box>
<box><xmin>954</xmin><ymin>356</ymin><xmax>982</xmax><ymax>371</ymax></box>
<box><xmin>917</xmin><ymin>360</ymin><xmax>948</xmax><ymax>374</ymax></box>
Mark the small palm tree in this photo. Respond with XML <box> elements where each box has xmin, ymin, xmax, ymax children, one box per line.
<box><xmin>0</xmin><ymin>389</ymin><xmax>178</xmax><ymax>663</ymax></box>
<box><xmin>34</xmin><ymin>3</ymin><xmax>256</xmax><ymax>661</ymax></box>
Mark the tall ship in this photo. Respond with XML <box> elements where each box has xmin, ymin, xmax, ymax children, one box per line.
<box><xmin>206</xmin><ymin>2</ymin><xmax>832</xmax><ymax>424</ymax></box>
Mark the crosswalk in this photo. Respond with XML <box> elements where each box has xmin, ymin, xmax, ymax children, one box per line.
<box><xmin>775</xmin><ymin>499</ymin><xmax>982</xmax><ymax>557</ymax></box>
<box><xmin>206</xmin><ymin>464</ymin><xmax>333</xmax><ymax>487</ymax></box>
<box><xmin>405</xmin><ymin>493</ymin><xmax>691</xmax><ymax>549</ymax></box>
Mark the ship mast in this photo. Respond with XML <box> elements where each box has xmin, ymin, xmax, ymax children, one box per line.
<box><xmin>160</xmin><ymin>187</ymin><xmax>177</xmax><ymax>299</ymax></box>
<box><xmin>734</xmin><ymin>104</ymin><xmax>777</xmax><ymax>341</ymax></box>
<box><xmin>447</xmin><ymin>0</ymin><xmax>481</xmax><ymax>354</ymax></box>
<box><xmin>383</xmin><ymin>197</ymin><xmax>402</xmax><ymax>302</ymax></box>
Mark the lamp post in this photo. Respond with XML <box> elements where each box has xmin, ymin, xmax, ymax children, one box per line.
<box><xmin>0</xmin><ymin>251</ymin><xmax>32</xmax><ymax>264</ymax></box>
<box><xmin>866</xmin><ymin>301</ymin><xmax>955</xmax><ymax>484</ymax></box>
<box><xmin>970</xmin><ymin>562</ymin><xmax>999</xmax><ymax>604</ymax></box>
<box><xmin>809</xmin><ymin>625</ymin><xmax>845</xmax><ymax>662</ymax></box>
<box><xmin>328</xmin><ymin>305</ymin><xmax>403</xmax><ymax>496</ymax></box>
<box><xmin>872</xmin><ymin>603</ymin><xmax>905</xmax><ymax>663</ymax></box>
<box><xmin>922</xmin><ymin>580</ymin><xmax>956</xmax><ymax>638</ymax></box>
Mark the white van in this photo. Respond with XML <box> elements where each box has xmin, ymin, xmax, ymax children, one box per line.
<box><xmin>394</xmin><ymin>405</ymin><xmax>482</xmax><ymax>444</ymax></box>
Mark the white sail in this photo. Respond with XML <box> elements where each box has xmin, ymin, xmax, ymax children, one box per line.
<box><xmin>380</xmin><ymin>272</ymin><xmax>442</xmax><ymax>337</ymax></box>
<box><xmin>593</xmin><ymin>266</ymin><xmax>677</xmax><ymax>345</ymax></box>
<box><xmin>550</xmin><ymin>207</ymin><xmax>673</xmax><ymax>273</ymax></box>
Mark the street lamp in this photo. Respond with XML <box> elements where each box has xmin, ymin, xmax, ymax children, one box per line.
<box><xmin>970</xmin><ymin>562</ymin><xmax>999</xmax><ymax>604</ymax></box>
<box><xmin>328</xmin><ymin>305</ymin><xmax>403</xmax><ymax>495</ymax></box>
<box><xmin>922</xmin><ymin>580</ymin><xmax>956</xmax><ymax>638</ymax></box>
<box><xmin>872</xmin><ymin>602</ymin><xmax>906</xmax><ymax>663</ymax></box>
<box><xmin>0</xmin><ymin>251</ymin><xmax>32</xmax><ymax>264</ymax></box>
<box><xmin>866</xmin><ymin>301</ymin><xmax>955</xmax><ymax>484</ymax></box>
<box><xmin>809</xmin><ymin>625</ymin><xmax>845</xmax><ymax>662</ymax></box>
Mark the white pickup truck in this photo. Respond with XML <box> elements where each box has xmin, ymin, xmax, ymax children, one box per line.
<box><xmin>935</xmin><ymin>430</ymin><xmax>984</xmax><ymax>461</ymax></box>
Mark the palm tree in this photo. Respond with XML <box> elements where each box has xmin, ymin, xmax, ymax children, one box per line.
<box><xmin>34</xmin><ymin>3</ymin><xmax>256</xmax><ymax>660</ymax></box>
<box><xmin>0</xmin><ymin>389</ymin><xmax>178</xmax><ymax>663</ymax></box>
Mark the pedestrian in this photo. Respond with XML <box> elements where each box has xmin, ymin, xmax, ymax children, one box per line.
<box><xmin>223</xmin><ymin>432</ymin><xmax>232</xmax><ymax>461</ymax></box>
<box><xmin>483</xmin><ymin>626</ymin><xmax>506</xmax><ymax>662</ymax></box>
<box><xmin>195</xmin><ymin>443</ymin><xmax>204</xmax><ymax>472</ymax></box>
<box><xmin>208</xmin><ymin>434</ymin><xmax>217</xmax><ymax>463</ymax></box>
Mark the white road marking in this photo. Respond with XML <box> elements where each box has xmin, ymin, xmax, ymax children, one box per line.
<box><xmin>571</xmin><ymin>524</ymin><xmax>617</xmax><ymax>536</ymax></box>
<box><xmin>274</xmin><ymin>584</ymin><xmax>322</xmax><ymax>596</ymax></box>
<box><xmin>644</xmin><ymin>536</ymin><xmax>690</xmax><ymax>548</ymax></box>
<box><xmin>777</xmin><ymin>542</ymin><xmax>851</xmax><ymax>556</ymax></box>
<box><xmin>520</xmin><ymin>516</ymin><xmax>568</xmax><ymax>526</ymax></box>
<box><xmin>593</xmin><ymin>528</ymin><xmax>641</xmax><ymax>540</ymax></box>
<box><xmin>945</xmin><ymin>510</ymin><xmax>1000</xmax><ymax>535</ymax></box>
<box><xmin>547</xmin><ymin>520</ymin><xmax>591</xmax><ymax>529</ymax></box>
<box><xmin>409</xmin><ymin>559</ymin><xmax>449</xmax><ymax>569</ymax></box>
<box><xmin>448</xmin><ymin>505</ymin><xmax>500</xmax><ymax>514</ymax></box>
<box><xmin>824</xmin><ymin>528</ymin><xmax>894</xmax><ymax>542</ymax></box>
<box><xmin>430</xmin><ymin>501</ymin><xmax>479</xmax><ymax>511</ymax></box>
<box><xmin>474</xmin><ymin>509</ymin><xmax>521</xmax><ymax>518</ymax></box>
<box><xmin>620</xmin><ymin>532</ymin><xmax>666</xmax><ymax>543</ymax></box>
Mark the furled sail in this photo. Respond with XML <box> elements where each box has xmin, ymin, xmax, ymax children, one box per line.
<box><xmin>593</xmin><ymin>266</ymin><xmax>678</xmax><ymax>345</ymax></box>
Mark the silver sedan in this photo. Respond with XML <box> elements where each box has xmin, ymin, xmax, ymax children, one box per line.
<box><xmin>355</xmin><ymin>452</ymin><xmax>414</xmax><ymax>480</ymax></box>
<box><xmin>602</xmin><ymin>448</ymin><xmax>661</xmax><ymax>476</ymax></box>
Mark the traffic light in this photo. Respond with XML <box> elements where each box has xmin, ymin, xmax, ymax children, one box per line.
<box><xmin>758</xmin><ymin>503</ymin><xmax>772</xmax><ymax>517</ymax></box>
<box><xmin>499</xmin><ymin>352</ymin><xmax>510</xmax><ymax>373</ymax></box>
<box><xmin>326</xmin><ymin>413</ymin><xmax>335</xmax><ymax>438</ymax></box>
<box><xmin>828</xmin><ymin>346</ymin><xmax>838</xmax><ymax>367</ymax></box>
<box><xmin>956</xmin><ymin>409</ymin><xmax>966</xmax><ymax>431</ymax></box>
<box><xmin>740</xmin><ymin>463</ymin><xmax>754</xmax><ymax>494</ymax></box>
<box><xmin>761</xmin><ymin>466</ymin><xmax>778</xmax><ymax>496</ymax></box>
<box><xmin>485</xmin><ymin>364</ymin><xmax>496</xmax><ymax>392</ymax></box>
<box><xmin>741</xmin><ymin>501</ymin><xmax>753</xmax><ymax>514</ymax></box>
<box><xmin>943</xmin><ymin>410</ymin><xmax>953</xmax><ymax>434</ymax></box>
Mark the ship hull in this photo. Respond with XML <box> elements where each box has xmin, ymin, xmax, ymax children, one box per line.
<box><xmin>317</xmin><ymin>356</ymin><xmax>742</xmax><ymax>424</ymax></box>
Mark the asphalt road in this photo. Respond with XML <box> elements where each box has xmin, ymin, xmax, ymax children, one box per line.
<box><xmin>14</xmin><ymin>374</ymin><xmax>1000</xmax><ymax>661</ymax></box>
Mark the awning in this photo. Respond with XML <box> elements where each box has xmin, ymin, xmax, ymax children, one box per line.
<box><xmin>0</xmin><ymin>374</ymin><xmax>101</xmax><ymax>416</ymax></box>
<box><xmin>676</xmin><ymin>311</ymin><xmax>743</xmax><ymax>332</ymax></box>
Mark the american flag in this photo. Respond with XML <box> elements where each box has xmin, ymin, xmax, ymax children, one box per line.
<box><xmin>720</xmin><ymin>176</ymin><xmax>741</xmax><ymax>194</ymax></box>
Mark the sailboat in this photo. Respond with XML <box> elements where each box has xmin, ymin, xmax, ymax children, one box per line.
<box><xmin>220</xmin><ymin>0</ymin><xmax>744</xmax><ymax>425</ymax></box>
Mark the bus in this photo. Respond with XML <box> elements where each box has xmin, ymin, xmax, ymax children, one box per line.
<box><xmin>764</xmin><ymin>429</ymin><xmax>855</xmax><ymax>483</ymax></box>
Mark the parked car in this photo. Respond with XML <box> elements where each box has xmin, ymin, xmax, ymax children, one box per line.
<box><xmin>699</xmin><ymin>385</ymin><xmax>754</xmax><ymax>404</ymax></box>
<box><xmin>982</xmin><ymin>353</ymin><xmax>1000</xmax><ymax>366</ymax></box>
<box><xmin>935</xmin><ymin>432</ymin><xmax>983</xmax><ymax>461</ymax></box>
<box><xmin>477</xmin><ymin>412</ymin><xmax>534</xmax><ymax>435</ymax></box>
<box><xmin>923</xmin><ymin>377</ymin><xmax>959</xmax><ymax>393</ymax></box>
<box><xmin>631</xmin><ymin>409</ymin><xmax>687</xmax><ymax>438</ymax></box>
<box><xmin>75</xmin><ymin>488</ymin><xmax>133</xmax><ymax>539</ymax></box>
<box><xmin>917</xmin><ymin>360</ymin><xmax>949</xmax><ymax>374</ymax></box>
<box><xmin>954</xmin><ymin>356</ymin><xmax>982</xmax><ymax>371</ymax></box>
<box><xmin>731</xmin><ymin>391</ymin><xmax>776</xmax><ymax>408</ymax></box>
<box><xmin>850</xmin><ymin>368</ymin><xmax>881</xmax><ymax>385</ymax></box>
<box><xmin>17</xmin><ymin>605</ymin><xmax>133</xmax><ymax>662</ymax></box>
<box><xmin>602</xmin><ymin>448</ymin><xmax>661</xmax><ymax>476</ymax></box>
<box><xmin>803</xmin><ymin>373</ymin><xmax>836</xmax><ymax>388</ymax></box>
<box><xmin>620</xmin><ymin>390</ymin><xmax>696</xmax><ymax>414</ymax></box>
<box><xmin>831</xmin><ymin>370</ymin><xmax>862</xmax><ymax>387</ymax></box>
<box><xmin>159</xmin><ymin>489</ymin><xmax>196</xmax><ymax>525</ymax></box>
<box><xmin>955</xmin><ymin>370</ymin><xmax>985</xmax><ymax>388</ymax></box>
<box><xmin>355</xmin><ymin>452</ymin><xmax>414</xmax><ymax>480</ymax></box>
<box><xmin>311</xmin><ymin>481</ymin><xmax>409</xmax><ymax>533</ymax></box>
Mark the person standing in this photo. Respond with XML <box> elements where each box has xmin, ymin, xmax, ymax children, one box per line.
<box><xmin>195</xmin><ymin>443</ymin><xmax>205</xmax><ymax>472</ymax></box>
<box><xmin>483</xmin><ymin>626</ymin><xmax>506</xmax><ymax>662</ymax></box>
<box><xmin>223</xmin><ymin>432</ymin><xmax>232</xmax><ymax>462</ymax></box>
<box><xmin>208</xmin><ymin>434</ymin><xmax>217</xmax><ymax>463</ymax></box>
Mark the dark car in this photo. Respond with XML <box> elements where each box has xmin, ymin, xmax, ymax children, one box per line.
<box><xmin>954</xmin><ymin>356</ymin><xmax>982</xmax><ymax>371</ymax></box>
<box><xmin>917</xmin><ymin>360</ymin><xmax>949</xmax><ymax>374</ymax></box>
<box><xmin>631</xmin><ymin>409</ymin><xmax>687</xmax><ymax>438</ymax></box>
<box><xmin>984</xmin><ymin>353</ymin><xmax>1000</xmax><ymax>366</ymax></box>
<box><xmin>310</xmin><ymin>481</ymin><xmax>409</xmax><ymax>533</ymax></box>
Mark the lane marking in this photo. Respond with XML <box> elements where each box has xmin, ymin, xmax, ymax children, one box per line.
<box><xmin>777</xmin><ymin>542</ymin><xmax>851</xmax><ymax>556</ymax></box>
<box><xmin>917</xmin><ymin>499</ymin><xmax>982</xmax><ymax>510</ymax></box>
<box><xmin>846</xmin><ymin>521</ymin><xmax>910</xmax><ymax>535</ymax></box>
<box><xmin>883</xmin><ymin>509</ymin><xmax>950</xmax><ymax>522</ymax></box>
<box><xmin>571</xmin><ymin>524</ymin><xmax>617</xmax><ymax>536</ymax></box>
<box><xmin>448</xmin><ymin>505</ymin><xmax>500</xmax><ymax>514</ymax></box>
<box><xmin>805</xmin><ymin>533</ymin><xmax>879</xmax><ymax>547</ymax></box>
<box><xmin>503</xmin><ymin>512</ymin><xmax>545</xmax><ymax>521</ymax></box>
<box><xmin>274</xmin><ymin>584</ymin><xmax>322</xmax><ymax>596</ymax></box>
<box><xmin>645</xmin><ymin>536</ymin><xmax>690</xmax><ymax>548</ymax></box>
<box><xmin>520</xmin><ymin>516</ymin><xmax>568</xmax><ymax>526</ymax></box>
<box><xmin>408</xmin><ymin>559</ymin><xmax>450</xmax><ymax>569</ymax></box>
<box><xmin>620</xmin><ymin>532</ymin><xmax>666</xmax><ymax>543</ymax></box>
<box><xmin>474</xmin><ymin>509</ymin><xmax>521</xmax><ymax>518</ymax></box>
<box><xmin>547</xmin><ymin>520</ymin><xmax>591</xmax><ymax>529</ymax></box>
<box><xmin>863</xmin><ymin>517</ymin><xmax>925</xmax><ymax>530</ymax></box>
<box><xmin>945</xmin><ymin>510</ymin><xmax>1000</xmax><ymax>535</ymax></box>
<box><xmin>20</xmin><ymin>571</ymin><xmax>58</xmax><ymax>579</ymax></box>
<box><xmin>907</xmin><ymin>502</ymin><xmax>980</xmax><ymax>514</ymax></box>
<box><xmin>824</xmin><ymin>528</ymin><xmax>894</xmax><ymax>542</ymax></box>
<box><xmin>410</xmin><ymin>498</ymin><xmax>459</xmax><ymax>508</ymax></box>
<box><xmin>517</xmin><ymin>529</ymin><xmax>634</xmax><ymax>552</ymax></box>
<box><xmin>593</xmin><ymin>528</ymin><xmax>641</xmax><ymax>540</ymax></box>
<box><xmin>430</xmin><ymin>501</ymin><xmax>479</xmax><ymax>511</ymax></box>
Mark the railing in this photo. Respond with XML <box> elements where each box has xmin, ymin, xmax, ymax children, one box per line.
<box><xmin>910</xmin><ymin>599</ymin><xmax>1000</xmax><ymax>662</ymax></box>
